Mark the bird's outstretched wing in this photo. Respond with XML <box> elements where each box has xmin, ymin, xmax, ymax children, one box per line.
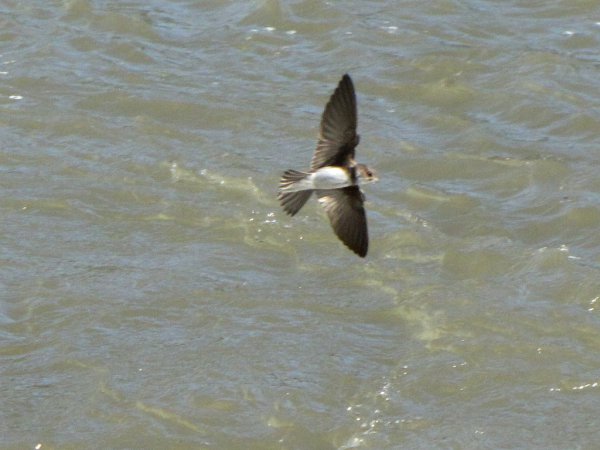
<box><xmin>316</xmin><ymin>186</ymin><xmax>368</xmax><ymax>257</ymax></box>
<box><xmin>311</xmin><ymin>74</ymin><xmax>359</xmax><ymax>171</ymax></box>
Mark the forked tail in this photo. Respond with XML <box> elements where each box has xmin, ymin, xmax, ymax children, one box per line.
<box><xmin>278</xmin><ymin>170</ymin><xmax>313</xmax><ymax>216</ymax></box>
<box><xmin>279</xmin><ymin>170</ymin><xmax>310</xmax><ymax>191</ymax></box>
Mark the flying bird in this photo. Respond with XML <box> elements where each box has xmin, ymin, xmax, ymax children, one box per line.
<box><xmin>278</xmin><ymin>74</ymin><xmax>378</xmax><ymax>257</ymax></box>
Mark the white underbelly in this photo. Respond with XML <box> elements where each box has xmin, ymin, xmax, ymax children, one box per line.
<box><xmin>312</xmin><ymin>167</ymin><xmax>353</xmax><ymax>189</ymax></box>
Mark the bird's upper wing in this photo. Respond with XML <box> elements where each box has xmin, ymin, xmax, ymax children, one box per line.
<box><xmin>316</xmin><ymin>186</ymin><xmax>368</xmax><ymax>257</ymax></box>
<box><xmin>311</xmin><ymin>74</ymin><xmax>360</xmax><ymax>171</ymax></box>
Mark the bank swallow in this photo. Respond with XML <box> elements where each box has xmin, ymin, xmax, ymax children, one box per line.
<box><xmin>278</xmin><ymin>74</ymin><xmax>378</xmax><ymax>257</ymax></box>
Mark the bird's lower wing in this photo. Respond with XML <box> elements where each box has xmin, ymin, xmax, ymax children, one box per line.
<box><xmin>316</xmin><ymin>186</ymin><xmax>368</xmax><ymax>257</ymax></box>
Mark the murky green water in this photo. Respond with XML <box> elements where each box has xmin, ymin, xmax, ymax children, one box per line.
<box><xmin>2</xmin><ymin>1</ymin><xmax>600</xmax><ymax>448</ymax></box>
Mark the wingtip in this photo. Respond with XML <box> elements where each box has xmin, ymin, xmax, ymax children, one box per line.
<box><xmin>346</xmin><ymin>237</ymin><xmax>368</xmax><ymax>258</ymax></box>
<box><xmin>341</xmin><ymin>73</ymin><xmax>353</xmax><ymax>85</ymax></box>
<box><xmin>354</xmin><ymin>245</ymin><xmax>368</xmax><ymax>258</ymax></box>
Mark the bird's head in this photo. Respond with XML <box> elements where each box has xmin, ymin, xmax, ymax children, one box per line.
<box><xmin>356</xmin><ymin>164</ymin><xmax>378</xmax><ymax>184</ymax></box>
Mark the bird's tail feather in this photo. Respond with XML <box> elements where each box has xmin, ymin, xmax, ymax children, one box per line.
<box><xmin>279</xmin><ymin>170</ymin><xmax>310</xmax><ymax>190</ymax></box>
<box><xmin>278</xmin><ymin>170</ymin><xmax>312</xmax><ymax>216</ymax></box>
<box><xmin>278</xmin><ymin>190</ymin><xmax>312</xmax><ymax>216</ymax></box>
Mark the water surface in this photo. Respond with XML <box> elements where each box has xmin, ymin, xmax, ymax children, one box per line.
<box><xmin>2</xmin><ymin>1</ymin><xmax>600</xmax><ymax>448</ymax></box>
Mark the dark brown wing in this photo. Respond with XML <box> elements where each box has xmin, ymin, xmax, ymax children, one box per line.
<box><xmin>311</xmin><ymin>74</ymin><xmax>360</xmax><ymax>171</ymax></box>
<box><xmin>316</xmin><ymin>186</ymin><xmax>368</xmax><ymax>257</ymax></box>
